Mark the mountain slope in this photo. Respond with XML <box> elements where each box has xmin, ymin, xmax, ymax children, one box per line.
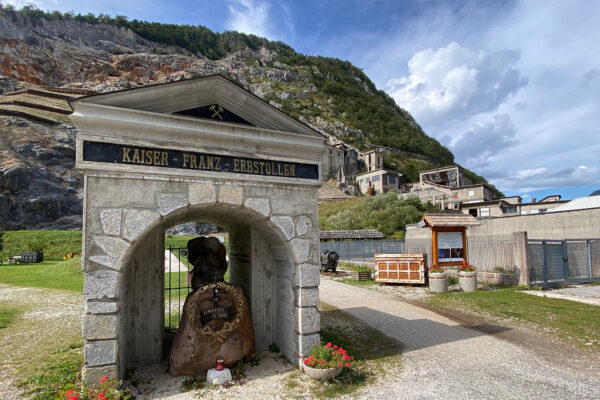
<box><xmin>0</xmin><ymin>6</ymin><xmax>500</xmax><ymax>230</ymax></box>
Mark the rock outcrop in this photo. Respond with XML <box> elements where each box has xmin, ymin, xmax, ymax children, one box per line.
<box><xmin>0</xmin><ymin>8</ymin><xmax>468</xmax><ymax>229</ymax></box>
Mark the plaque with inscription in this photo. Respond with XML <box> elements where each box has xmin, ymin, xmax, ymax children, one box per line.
<box><xmin>200</xmin><ymin>306</ymin><xmax>232</xmax><ymax>324</ymax></box>
<box><xmin>83</xmin><ymin>141</ymin><xmax>319</xmax><ymax>180</ymax></box>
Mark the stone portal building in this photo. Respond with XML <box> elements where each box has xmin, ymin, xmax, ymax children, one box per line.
<box><xmin>71</xmin><ymin>75</ymin><xmax>324</xmax><ymax>382</ymax></box>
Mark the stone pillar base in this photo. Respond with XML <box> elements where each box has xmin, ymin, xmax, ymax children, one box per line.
<box><xmin>82</xmin><ymin>364</ymin><xmax>118</xmax><ymax>385</ymax></box>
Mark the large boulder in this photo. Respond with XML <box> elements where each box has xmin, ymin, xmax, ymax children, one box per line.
<box><xmin>169</xmin><ymin>282</ymin><xmax>255</xmax><ymax>376</ymax></box>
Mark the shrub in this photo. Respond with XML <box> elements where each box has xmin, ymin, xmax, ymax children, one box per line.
<box><xmin>320</xmin><ymin>191</ymin><xmax>441</xmax><ymax>238</ymax></box>
<box><xmin>25</xmin><ymin>240</ymin><xmax>44</xmax><ymax>252</ymax></box>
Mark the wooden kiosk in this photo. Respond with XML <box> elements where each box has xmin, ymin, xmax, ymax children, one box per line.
<box><xmin>420</xmin><ymin>214</ymin><xmax>480</xmax><ymax>268</ymax></box>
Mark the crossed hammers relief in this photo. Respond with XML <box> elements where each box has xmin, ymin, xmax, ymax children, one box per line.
<box><xmin>209</xmin><ymin>104</ymin><xmax>224</xmax><ymax>120</ymax></box>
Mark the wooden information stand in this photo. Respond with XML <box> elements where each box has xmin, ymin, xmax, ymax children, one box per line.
<box><xmin>420</xmin><ymin>214</ymin><xmax>480</xmax><ymax>268</ymax></box>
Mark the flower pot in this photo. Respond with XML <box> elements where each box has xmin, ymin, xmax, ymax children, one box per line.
<box><xmin>429</xmin><ymin>272</ymin><xmax>448</xmax><ymax>293</ymax></box>
<box><xmin>459</xmin><ymin>271</ymin><xmax>477</xmax><ymax>292</ymax></box>
<box><xmin>302</xmin><ymin>363</ymin><xmax>343</xmax><ymax>381</ymax></box>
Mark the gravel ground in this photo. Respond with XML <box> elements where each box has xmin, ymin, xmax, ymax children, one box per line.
<box><xmin>0</xmin><ymin>283</ymin><xmax>83</xmax><ymax>400</ymax></box>
<box><xmin>522</xmin><ymin>285</ymin><xmax>600</xmax><ymax>306</ymax></box>
<box><xmin>320</xmin><ymin>278</ymin><xmax>600</xmax><ymax>400</ymax></box>
<box><xmin>127</xmin><ymin>351</ymin><xmax>298</xmax><ymax>400</ymax></box>
<box><xmin>3</xmin><ymin>279</ymin><xmax>598</xmax><ymax>399</ymax></box>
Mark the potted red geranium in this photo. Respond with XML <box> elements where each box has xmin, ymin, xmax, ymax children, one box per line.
<box><xmin>428</xmin><ymin>265</ymin><xmax>447</xmax><ymax>293</ymax></box>
<box><xmin>299</xmin><ymin>342</ymin><xmax>354</xmax><ymax>381</ymax></box>
<box><xmin>458</xmin><ymin>263</ymin><xmax>477</xmax><ymax>292</ymax></box>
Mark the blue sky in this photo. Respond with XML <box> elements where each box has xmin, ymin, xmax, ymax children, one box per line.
<box><xmin>6</xmin><ymin>0</ymin><xmax>600</xmax><ymax>200</ymax></box>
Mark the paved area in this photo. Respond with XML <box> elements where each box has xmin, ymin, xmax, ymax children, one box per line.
<box><xmin>522</xmin><ymin>285</ymin><xmax>600</xmax><ymax>306</ymax></box>
<box><xmin>320</xmin><ymin>278</ymin><xmax>600</xmax><ymax>399</ymax></box>
<box><xmin>164</xmin><ymin>250</ymin><xmax>189</xmax><ymax>273</ymax></box>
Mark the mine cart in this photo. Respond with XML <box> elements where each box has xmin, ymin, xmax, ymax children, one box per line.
<box><xmin>320</xmin><ymin>250</ymin><xmax>340</xmax><ymax>272</ymax></box>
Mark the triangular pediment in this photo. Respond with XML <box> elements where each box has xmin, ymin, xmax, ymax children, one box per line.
<box><xmin>173</xmin><ymin>103</ymin><xmax>254</xmax><ymax>126</ymax></box>
<box><xmin>70</xmin><ymin>75</ymin><xmax>321</xmax><ymax>137</ymax></box>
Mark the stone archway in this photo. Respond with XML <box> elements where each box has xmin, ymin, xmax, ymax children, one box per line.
<box><xmin>72</xmin><ymin>75</ymin><xmax>324</xmax><ymax>382</ymax></box>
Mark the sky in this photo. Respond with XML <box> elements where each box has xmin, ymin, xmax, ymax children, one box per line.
<box><xmin>5</xmin><ymin>0</ymin><xmax>600</xmax><ymax>201</ymax></box>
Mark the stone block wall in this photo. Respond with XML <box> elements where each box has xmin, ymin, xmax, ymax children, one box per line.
<box><xmin>81</xmin><ymin>174</ymin><xmax>320</xmax><ymax>382</ymax></box>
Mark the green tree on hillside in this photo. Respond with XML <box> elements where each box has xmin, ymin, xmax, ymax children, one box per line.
<box><xmin>321</xmin><ymin>192</ymin><xmax>440</xmax><ymax>238</ymax></box>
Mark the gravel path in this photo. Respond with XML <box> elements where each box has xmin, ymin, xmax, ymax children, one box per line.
<box><xmin>320</xmin><ymin>278</ymin><xmax>600</xmax><ymax>400</ymax></box>
<box><xmin>522</xmin><ymin>285</ymin><xmax>600</xmax><ymax>307</ymax></box>
<box><xmin>0</xmin><ymin>283</ymin><xmax>83</xmax><ymax>400</ymax></box>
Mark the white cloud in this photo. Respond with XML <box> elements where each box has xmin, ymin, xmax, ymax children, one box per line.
<box><xmin>490</xmin><ymin>165</ymin><xmax>599</xmax><ymax>193</ymax></box>
<box><xmin>3</xmin><ymin>0</ymin><xmax>49</xmax><ymax>9</ymax></box>
<box><xmin>385</xmin><ymin>42</ymin><xmax>527</xmax><ymax>127</ymax></box>
<box><xmin>226</xmin><ymin>0</ymin><xmax>270</xmax><ymax>38</ymax></box>
<box><xmin>451</xmin><ymin>114</ymin><xmax>517</xmax><ymax>168</ymax></box>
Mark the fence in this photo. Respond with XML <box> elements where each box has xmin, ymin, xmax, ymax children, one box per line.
<box><xmin>528</xmin><ymin>239</ymin><xmax>600</xmax><ymax>287</ymax></box>
<box><xmin>404</xmin><ymin>238</ymin><xmax>433</xmax><ymax>267</ymax></box>
<box><xmin>319</xmin><ymin>240</ymin><xmax>405</xmax><ymax>261</ymax></box>
<box><xmin>165</xmin><ymin>246</ymin><xmax>193</xmax><ymax>332</ymax></box>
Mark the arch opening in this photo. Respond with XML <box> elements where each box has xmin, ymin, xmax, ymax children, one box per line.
<box><xmin>118</xmin><ymin>203</ymin><xmax>297</xmax><ymax>376</ymax></box>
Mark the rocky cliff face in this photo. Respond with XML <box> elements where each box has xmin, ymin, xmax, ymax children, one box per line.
<box><xmin>0</xmin><ymin>115</ymin><xmax>81</xmax><ymax>229</ymax></box>
<box><xmin>0</xmin><ymin>9</ymin><xmax>457</xmax><ymax>230</ymax></box>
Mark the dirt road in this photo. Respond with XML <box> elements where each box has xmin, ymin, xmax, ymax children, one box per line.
<box><xmin>320</xmin><ymin>278</ymin><xmax>600</xmax><ymax>399</ymax></box>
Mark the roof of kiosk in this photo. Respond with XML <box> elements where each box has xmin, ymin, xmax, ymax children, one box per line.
<box><xmin>421</xmin><ymin>214</ymin><xmax>480</xmax><ymax>228</ymax></box>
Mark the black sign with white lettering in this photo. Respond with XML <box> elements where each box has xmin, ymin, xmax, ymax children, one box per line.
<box><xmin>82</xmin><ymin>141</ymin><xmax>319</xmax><ymax>180</ymax></box>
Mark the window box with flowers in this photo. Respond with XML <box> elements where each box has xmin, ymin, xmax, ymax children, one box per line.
<box><xmin>428</xmin><ymin>266</ymin><xmax>448</xmax><ymax>293</ymax></box>
<box><xmin>458</xmin><ymin>264</ymin><xmax>477</xmax><ymax>292</ymax></box>
<box><xmin>299</xmin><ymin>342</ymin><xmax>354</xmax><ymax>381</ymax></box>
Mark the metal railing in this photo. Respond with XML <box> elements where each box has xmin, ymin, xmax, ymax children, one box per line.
<box><xmin>165</xmin><ymin>246</ymin><xmax>193</xmax><ymax>332</ymax></box>
<box><xmin>319</xmin><ymin>240</ymin><xmax>405</xmax><ymax>261</ymax></box>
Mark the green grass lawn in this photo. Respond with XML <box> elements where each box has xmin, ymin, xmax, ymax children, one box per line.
<box><xmin>0</xmin><ymin>306</ymin><xmax>21</xmax><ymax>329</ymax></box>
<box><xmin>427</xmin><ymin>288</ymin><xmax>600</xmax><ymax>349</ymax></box>
<box><xmin>0</xmin><ymin>230</ymin><xmax>82</xmax><ymax>261</ymax></box>
<box><xmin>0</xmin><ymin>231</ymin><xmax>226</xmax><ymax>263</ymax></box>
<box><xmin>0</xmin><ymin>257</ymin><xmax>83</xmax><ymax>292</ymax></box>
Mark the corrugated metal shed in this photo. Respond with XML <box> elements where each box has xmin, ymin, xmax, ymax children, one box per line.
<box><xmin>320</xmin><ymin>229</ymin><xmax>384</xmax><ymax>240</ymax></box>
<box><xmin>421</xmin><ymin>213</ymin><xmax>480</xmax><ymax>227</ymax></box>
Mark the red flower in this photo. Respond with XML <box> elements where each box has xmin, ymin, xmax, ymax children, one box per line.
<box><xmin>298</xmin><ymin>354</ymin><xmax>302</xmax><ymax>358</ymax></box>
<box><xmin>345</xmin><ymin>362</ymin><xmax>350</xmax><ymax>367</ymax></box>
<box><xmin>333</xmin><ymin>345</ymin><xmax>338</xmax><ymax>349</ymax></box>
<box><xmin>65</xmin><ymin>389</ymin><xmax>74</xmax><ymax>397</ymax></box>
<box><xmin>325</xmin><ymin>342</ymin><xmax>332</xmax><ymax>348</ymax></box>
<box><xmin>100</xmin><ymin>376</ymin><xmax>108</xmax><ymax>384</ymax></box>
<box><xmin>338</xmin><ymin>363</ymin><xmax>342</xmax><ymax>367</ymax></box>
<box><xmin>69</xmin><ymin>396</ymin><xmax>79</xmax><ymax>400</ymax></box>
<box><xmin>98</xmin><ymin>393</ymin><xmax>107</xmax><ymax>400</ymax></box>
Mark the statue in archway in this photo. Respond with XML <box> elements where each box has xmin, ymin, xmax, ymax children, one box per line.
<box><xmin>169</xmin><ymin>237</ymin><xmax>255</xmax><ymax>376</ymax></box>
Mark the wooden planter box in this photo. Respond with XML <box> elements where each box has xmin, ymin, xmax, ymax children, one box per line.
<box><xmin>351</xmin><ymin>271</ymin><xmax>372</xmax><ymax>281</ymax></box>
<box><xmin>375</xmin><ymin>253</ymin><xmax>427</xmax><ymax>284</ymax></box>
